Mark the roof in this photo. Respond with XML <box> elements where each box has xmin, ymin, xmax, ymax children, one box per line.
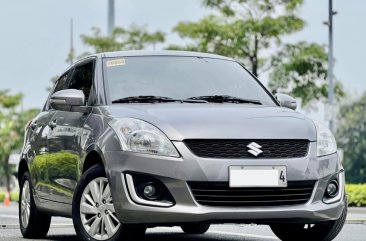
<box><xmin>71</xmin><ymin>50</ymin><xmax>236</xmax><ymax>71</ymax></box>
<box><xmin>98</xmin><ymin>50</ymin><xmax>234</xmax><ymax>61</ymax></box>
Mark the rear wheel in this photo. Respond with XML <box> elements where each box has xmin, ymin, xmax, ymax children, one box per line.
<box><xmin>270</xmin><ymin>204</ymin><xmax>347</xmax><ymax>241</ymax></box>
<box><xmin>19</xmin><ymin>172</ymin><xmax>51</xmax><ymax>238</ymax></box>
<box><xmin>181</xmin><ymin>224</ymin><xmax>210</xmax><ymax>234</ymax></box>
<box><xmin>72</xmin><ymin>164</ymin><xmax>146</xmax><ymax>241</ymax></box>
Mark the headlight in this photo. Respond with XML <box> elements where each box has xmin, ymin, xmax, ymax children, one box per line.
<box><xmin>109</xmin><ymin>118</ymin><xmax>179</xmax><ymax>157</ymax></box>
<box><xmin>315</xmin><ymin>121</ymin><xmax>337</xmax><ymax>157</ymax></box>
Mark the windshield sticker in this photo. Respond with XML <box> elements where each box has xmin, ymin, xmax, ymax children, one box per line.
<box><xmin>106</xmin><ymin>59</ymin><xmax>126</xmax><ymax>67</ymax></box>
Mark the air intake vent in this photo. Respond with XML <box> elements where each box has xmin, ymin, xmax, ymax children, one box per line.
<box><xmin>184</xmin><ymin>139</ymin><xmax>310</xmax><ymax>159</ymax></box>
<box><xmin>188</xmin><ymin>181</ymin><xmax>316</xmax><ymax>207</ymax></box>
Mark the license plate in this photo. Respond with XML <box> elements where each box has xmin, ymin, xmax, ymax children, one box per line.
<box><xmin>229</xmin><ymin>166</ymin><xmax>287</xmax><ymax>188</ymax></box>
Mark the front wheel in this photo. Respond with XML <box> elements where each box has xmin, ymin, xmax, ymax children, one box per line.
<box><xmin>72</xmin><ymin>164</ymin><xmax>146</xmax><ymax>241</ymax></box>
<box><xmin>270</xmin><ymin>204</ymin><xmax>347</xmax><ymax>241</ymax></box>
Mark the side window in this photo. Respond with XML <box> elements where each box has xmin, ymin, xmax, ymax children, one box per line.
<box><xmin>67</xmin><ymin>61</ymin><xmax>94</xmax><ymax>104</ymax></box>
<box><xmin>53</xmin><ymin>72</ymin><xmax>70</xmax><ymax>94</ymax></box>
<box><xmin>45</xmin><ymin>71</ymin><xmax>71</xmax><ymax>110</ymax></box>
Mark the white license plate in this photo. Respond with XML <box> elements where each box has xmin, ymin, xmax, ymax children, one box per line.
<box><xmin>229</xmin><ymin>166</ymin><xmax>287</xmax><ymax>187</ymax></box>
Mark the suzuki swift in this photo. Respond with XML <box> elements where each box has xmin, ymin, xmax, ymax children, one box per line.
<box><xmin>18</xmin><ymin>51</ymin><xmax>346</xmax><ymax>241</ymax></box>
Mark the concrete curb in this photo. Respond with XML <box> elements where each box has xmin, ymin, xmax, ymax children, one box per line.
<box><xmin>346</xmin><ymin>220</ymin><xmax>366</xmax><ymax>224</ymax></box>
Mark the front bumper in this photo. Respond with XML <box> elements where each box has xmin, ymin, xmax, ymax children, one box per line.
<box><xmin>104</xmin><ymin>142</ymin><xmax>346</xmax><ymax>225</ymax></box>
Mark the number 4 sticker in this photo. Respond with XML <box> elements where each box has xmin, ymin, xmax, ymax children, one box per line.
<box><xmin>280</xmin><ymin>170</ymin><xmax>286</xmax><ymax>183</ymax></box>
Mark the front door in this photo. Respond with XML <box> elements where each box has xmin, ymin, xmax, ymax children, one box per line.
<box><xmin>46</xmin><ymin>60</ymin><xmax>95</xmax><ymax>204</ymax></box>
<box><xmin>29</xmin><ymin>70</ymin><xmax>71</xmax><ymax>201</ymax></box>
<box><xmin>47</xmin><ymin>111</ymin><xmax>89</xmax><ymax>203</ymax></box>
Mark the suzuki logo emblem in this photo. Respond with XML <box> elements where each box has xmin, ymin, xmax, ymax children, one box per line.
<box><xmin>247</xmin><ymin>142</ymin><xmax>263</xmax><ymax>157</ymax></box>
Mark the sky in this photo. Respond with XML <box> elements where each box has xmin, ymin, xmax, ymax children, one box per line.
<box><xmin>0</xmin><ymin>0</ymin><xmax>364</xmax><ymax>122</ymax></box>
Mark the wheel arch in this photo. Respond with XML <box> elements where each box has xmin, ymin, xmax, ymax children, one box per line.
<box><xmin>82</xmin><ymin>145</ymin><xmax>107</xmax><ymax>174</ymax></box>
<box><xmin>18</xmin><ymin>159</ymin><xmax>29</xmax><ymax>185</ymax></box>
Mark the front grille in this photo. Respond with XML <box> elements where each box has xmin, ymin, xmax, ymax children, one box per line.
<box><xmin>188</xmin><ymin>181</ymin><xmax>316</xmax><ymax>207</ymax></box>
<box><xmin>184</xmin><ymin>139</ymin><xmax>310</xmax><ymax>159</ymax></box>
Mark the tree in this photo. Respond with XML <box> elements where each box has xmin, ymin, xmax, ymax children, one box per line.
<box><xmin>81</xmin><ymin>25</ymin><xmax>165</xmax><ymax>54</ymax></box>
<box><xmin>0</xmin><ymin>90</ymin><xmax>39</xmax><ymax>191</ymax></box>
<box><xmin>269</xmin><ymin>42</ymin><xmax>345</xmax><ymax>106</ymax></box>
<box><xmin>173</xmin><ymin>0</ymin><xmax>305</xmax><ymax>76</ymax></box>
<box><xmin>336</xmin><ymin>94</ymin><xmax>366</xmax><ymax>183</ymax></box>
<box><xmin>170</xmin><ymin>0</ymin><xmax>344</xmax><ymax>107</ymax></box>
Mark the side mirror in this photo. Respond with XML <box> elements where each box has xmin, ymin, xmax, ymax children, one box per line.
<box><xmin>275</xmin><ymin>93</ymin><xmax>297</xmax><ymax>110</ymax></box>
<box><xmin>50</xmin><ymin>89</ymin><xmax>85</xmax><ymax>111</ymax></box>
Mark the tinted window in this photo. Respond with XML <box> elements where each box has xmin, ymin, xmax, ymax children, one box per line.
<box><xmin>104</xmin><ymin>56</ymin><xmax>276</xmax><ymax>106</ymax></box>
<box><xmin>68</xmin><ymin>61</ymin><xmax>94</xmax><ymax>103</ymax></box>
<box><xmin>53</xmin><ymin>72</ymin><xmax>70</xmax><ymax>94</ymax></box>
<box><xmin>46</xmin><ymin>71</ymin><xmax>71</xmax><ymax>110</ymax></box>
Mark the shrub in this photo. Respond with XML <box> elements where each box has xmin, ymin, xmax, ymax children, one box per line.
<box><xmin>346</xmin><ymin>184</ymin><xmax>366</xmax><ymax>207</ymax></box>
<box><xmin>0</xmin><ymin>192</ymin><xmax>4</xmax><ymax>202</ymax></box>
<box><xmin>10</xmin><ymin>192</ymin><xmax>19</xmax><ymax>202</ymax></box>
<box><xmin>0</xmin><ymin>191</ymin><xmax>19</xmax><ymax>202</ymax></box>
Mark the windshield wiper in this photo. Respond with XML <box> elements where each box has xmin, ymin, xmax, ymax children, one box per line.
<box><xmin>112</xmin><ymin>96</ymin><xmax>177</xmax><ymax>103</ymax></box>
<box><xmin>186</xmin><ymin>95</ymin><xmax>262</xmax><ymax>105</ymax></box>
<box><xmin>112</xmin><ymin>95</ymin><xmax>208</xmax><ymax>104</ymax></box>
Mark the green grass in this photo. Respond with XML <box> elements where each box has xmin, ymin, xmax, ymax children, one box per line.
<box><xmin>346</xmin><ymin>184</ymin><xmax>366</xmax><ymax>207</ymax></box>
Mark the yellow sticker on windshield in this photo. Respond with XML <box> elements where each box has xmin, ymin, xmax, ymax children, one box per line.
<box><xmin>106</xmin><ymin>59</ymin><xmax>126</xmax><ymax>67</ymax></box>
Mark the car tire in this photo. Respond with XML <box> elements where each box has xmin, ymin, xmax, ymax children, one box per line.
<box><xmin>72</xmin><ymin>164</ymin><xmax>146</xmax><ymax>241</ymax></box>
<box><xmin>19</xmin><ymin>171</ymin><xmax>51</xmax><ymax>238</ymax></box>
<box><xmin>270</xmin><ymin>201</ymin><xmax>347</xmax><ymax>241</ymax></box>
<box><xmin>181</xmin><ymin>223</ymin><xmax>210</xmax><ymax>234</ymax></box>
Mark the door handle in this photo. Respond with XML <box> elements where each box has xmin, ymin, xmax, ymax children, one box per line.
<box><xmin>48</xmin><ymin>120</ymin><xmax>57</xmax><ymax>129</ymax></box>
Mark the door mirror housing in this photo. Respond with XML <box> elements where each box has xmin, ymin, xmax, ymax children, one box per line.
<box><xmin>275</xmin><ymin>93</ymin><xmax>297</xmax><ymax>110</ymax></box>
<box><xmin>50</xmin><ymin>89</ymin><xmax>85</xmax><ymax>111</ymax></box>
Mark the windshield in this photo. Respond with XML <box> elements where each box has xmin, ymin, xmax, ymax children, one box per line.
<box><xmin>104</xmin><ymin>56</ymin><xmax>276</xmax><ymax>106</ymax></box>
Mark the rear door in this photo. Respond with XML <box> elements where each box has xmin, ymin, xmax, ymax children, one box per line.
<box><xmin>46</xmin><ymin>59</ymin><xmax>95</xmax><ymax>204</ymax></box>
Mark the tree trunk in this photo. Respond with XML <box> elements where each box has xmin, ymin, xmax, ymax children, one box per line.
<box><xmin>251</xmin><ymin>34</ymin><xmax>259</xmax><ymax>77</ymax></box>
<box><xmin>252</xmin><ymin>58</ymin><xmax>258</xmax><ymax>77</ymax></box>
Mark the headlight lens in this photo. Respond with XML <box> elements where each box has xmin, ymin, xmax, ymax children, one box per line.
<box><xmin>109</xmin><ymin>118</ymin><xmax>179</xmax><ymax>157</ymax></box>
<box><xmin>315</xmin><ymin>121</ymin><xmax>337</xmax><ymax>157</ymax></box>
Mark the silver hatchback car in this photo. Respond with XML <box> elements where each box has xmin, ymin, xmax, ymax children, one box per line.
<box><xmin>18</xmin><ymin>51</ymin><xmax>346</xmax><ymax>241</ymax></box>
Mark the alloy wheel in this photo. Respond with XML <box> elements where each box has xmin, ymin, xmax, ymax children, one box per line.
<box><xmin>80</xmin><ymin>177</ymin><xmax>120</xmax><ymax>240</ymax></box>
<box><xmin>20</xmin><ymin>180</ymin><xmax>31</xmax><ymax>228</ymax></box>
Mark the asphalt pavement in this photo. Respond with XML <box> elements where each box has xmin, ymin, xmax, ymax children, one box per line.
<box><xmin>1</xmin><ymin>203</ymin><xmax>365</xmax><ymax>241</ymax></box>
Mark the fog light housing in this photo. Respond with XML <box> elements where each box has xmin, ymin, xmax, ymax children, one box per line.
<box><xmin>326</xmin><ymin>180</ymin><xmax>339</xmax><ymax>198</ymax></box>
<box><xmin>141</xmin><ymin>183</ymin><xmax>162</xmax><ymax>200</ymax></box>
<box><xmin>125</xmin><ymin>173</ymin><xmax>175</xmax><ymax>207</ymax></box>
<box><xmin>144</xmin><ymin>184</ymin><xmax>156</xmax><ymax>197</ymax></box>
<box><xmin>323</xmin><ymin>172</ymin><xmax>344</xmax><ymax>204</ymax></box>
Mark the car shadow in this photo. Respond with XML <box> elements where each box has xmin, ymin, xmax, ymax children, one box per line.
<box><xmin>44</xmin><ymin>232</ymin><xmax>266</xmax><ymax>241</ymax></box>
<box><xmin>145</xmin><ymin>233</ymin><xmax>250</xmax><ymax>240</ymax></box>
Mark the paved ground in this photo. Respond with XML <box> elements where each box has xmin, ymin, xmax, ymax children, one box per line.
<box><xmin>1</xmin><ymin>203</ymin><xmax>365</xmax><ymax>241</ymax></box>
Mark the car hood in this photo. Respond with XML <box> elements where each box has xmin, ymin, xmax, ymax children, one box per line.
<box><xmin>102</xmin><ymin>104</ymin><xmax>316</xmax><ymax>141</ymax></box>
